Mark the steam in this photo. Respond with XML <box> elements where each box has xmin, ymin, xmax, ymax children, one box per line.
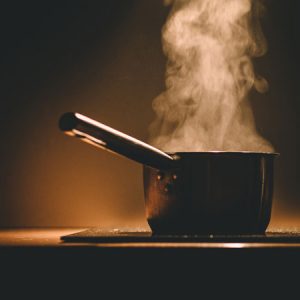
<box><xmin>149</xmin><ymin>0</ymin><xmax>274</xmax><ymax>152</ymax></box>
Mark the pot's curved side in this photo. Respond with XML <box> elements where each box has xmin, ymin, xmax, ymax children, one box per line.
<box><xmin>143</xmin><ymin>153</ymin><xmax>276</xmax><ymax>234</ymax></box>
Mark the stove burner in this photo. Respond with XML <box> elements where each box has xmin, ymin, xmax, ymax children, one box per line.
<box><xmin>61</xmin><ymin>228</ymin><xmax>300</xmax><ymax>244</ymax></box>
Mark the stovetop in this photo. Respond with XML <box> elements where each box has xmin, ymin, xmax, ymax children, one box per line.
<box><xmin>61</xmin><ymin>228</ymin><xmax>300</xmax><ymax>243</ymax></box>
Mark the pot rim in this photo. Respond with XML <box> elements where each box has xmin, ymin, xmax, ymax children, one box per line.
<box><xmin>166</xmin><ymin>151</ymin><xmax>279</xmax><ymax>156</ymax></box>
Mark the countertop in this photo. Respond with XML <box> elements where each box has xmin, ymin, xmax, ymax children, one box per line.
<box><xmin>1</xmin><ymin>227</ymin><xmax>300</xmax><ymax>248</ymax></box>
<box><xmin>1</xmin><ymin>228</ymin><xmax>299</xmax><ymax>294</ymax></box>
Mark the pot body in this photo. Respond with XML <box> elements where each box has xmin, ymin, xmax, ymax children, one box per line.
<box><xmin>143</xmin><ymin>152</ymin><xmax>276</xmax><ymax>234</ymax></box>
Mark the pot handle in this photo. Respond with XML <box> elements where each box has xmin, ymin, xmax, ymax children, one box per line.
<box><xmin>59</xmin><ymin>112</ymin><xmax>178</xmax><ymax>170</ymax></box>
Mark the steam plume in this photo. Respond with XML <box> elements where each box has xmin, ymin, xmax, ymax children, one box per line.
<box><xmin>150</xmin><ymin>0</ymin><xmax>274</xmax><ymax>152</ymax></box>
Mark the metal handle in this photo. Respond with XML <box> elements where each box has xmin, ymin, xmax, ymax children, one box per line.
<box><xmin>59</xmin><ymin>112</ymin><xmax>178</xmax><ymax>170</ymax></box>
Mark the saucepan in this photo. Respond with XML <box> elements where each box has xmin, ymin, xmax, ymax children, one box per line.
<box><xmin>59</xmin><ymin>112</ymin><xmax>278</xmax><ymax>234</ymax></box>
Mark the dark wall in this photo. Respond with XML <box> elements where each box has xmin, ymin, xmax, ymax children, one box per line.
<box><xmin>252</xmin><ymin>0</ymin><xmax>300</xmax><ymax>227</ymax></box>
<box><xmin>0</xmin><ymin>0</ymin><xmax>299</xmax><ymax>229</ymax></box>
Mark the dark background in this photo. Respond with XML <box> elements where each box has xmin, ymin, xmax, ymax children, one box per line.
<box><xmin>0</xmin><ymin>0</ymin><xmax>299</xmax><ymax>229</ymax></box>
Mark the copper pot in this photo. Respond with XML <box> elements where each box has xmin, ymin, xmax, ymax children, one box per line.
<box><xmin>59</xmin><ymin>112</ymin><xmax>278</xmax><ymax>234</ymax></box>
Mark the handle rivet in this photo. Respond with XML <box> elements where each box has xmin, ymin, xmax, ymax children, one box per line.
<box><xmin>157</xmin><ymin>172</ymin><xmax>164</xmax><ymax>181</ymax></box>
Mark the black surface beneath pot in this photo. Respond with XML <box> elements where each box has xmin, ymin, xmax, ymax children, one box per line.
<box><xmin>61</xmin><ymin>227</ymin><xmax>300</xmax><ymax>244</ymax></box>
